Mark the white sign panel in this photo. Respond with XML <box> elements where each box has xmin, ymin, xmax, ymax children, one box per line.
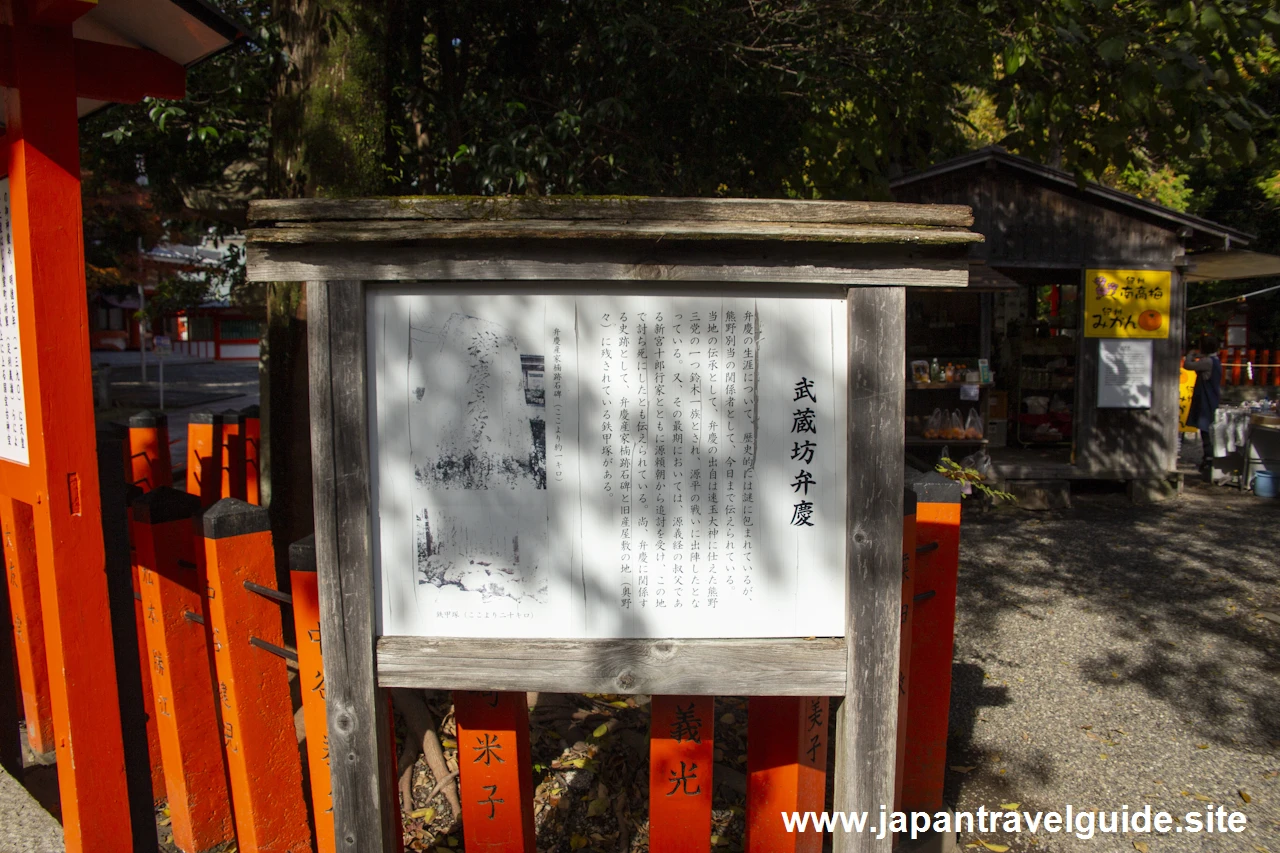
<box><xmin>369</xmin><ymin>291</ymin><xmax>848</xmax><ymax>640</ymax></box>
<box><xmin>0</xmin><ymin>179</ymin><xmax>28</xmax><ymax>465</ymax></box>
<box><xmin>1097</xmin><ymin>338</ymin><xmax>1153</xmax><ymax>409</ymax></box>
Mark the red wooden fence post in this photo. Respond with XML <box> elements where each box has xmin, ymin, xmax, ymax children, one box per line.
<box><xmin>0</xmin><ymin>496</ymin><xmax>53</xmax><ymax>759</ymax></box>
<box><xmin>455</xmin><ymin>691</ymin><xmax>536</xmax><ymax>853</ymax></box>
<box><xmin>131</xmin><ymin>486</ymin><xmax>235</xmax><ymax>853</ymax></box>
<box><xmin>650</xmin><ymin>695</ymin><xmax>714</xmax><ymax>853</ymax></box>
<box><xmin>290</xmin><ymin>534</ymin><xmax>335</xmax><ymax>853</ymax></box>
<box><xmin>219</xmin><ymin>409</ymin><xmax>246</xmax><ymax>501</ymax></box>
<box><xmin>895</xmin><ymin>489</ymin><xmax>917</xmax><ymax>813</ymax></box>
<box><xmin>1220</xmin><ymin>349</ymin><xmax>1230</xmax><ymax>386</ymax></box>
<box><xmin>128</xmin><ymin>410</ymin><xmax>173</xmax><ymax>492</ymax></box>
<box><xmin>241</xmin><ymin>404</ymin><xmax>261</xmax><ymax>506</ymax></box>
<box><xmin>745</xmin><ymin>697</ymin><xmax>829</xmax><ymax>853</ymax></box>
<box><xmin>900</xmin><ymin>475</ymin><xmax>962</xmax><ymax>816</ymax></box>
<box><xmin>202</xmin><ymin>498</ymin><xmax>311</xmax><ymax>851</ymax></box>
<box><xmin>186</xmin><ymin>412</ymin><xmax>223</xmax><ymax>507</ymax></box>
<box><xmin>126</xmin><ymin>484</ymin><xmax>167</xmax><ymax>801</ymax></box>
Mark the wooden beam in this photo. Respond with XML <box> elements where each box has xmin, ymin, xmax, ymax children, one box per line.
<box><xmin>0</xmin><ymin>27</ymin><xmax>185</xmax><ymax>103</ymax></box>
<box><xmin>28</xmin><ymin>0</ymin><xmax>97</xmax><ymax>27</ymax></box>
<box><xmin>308</xmin><ymin>279</ymin><xmax>398</xmax><ymax>853</ymax></box>
<box><xmin>833</xmin><ymin>287</ymin><xmax>906</xmax><ymax>853</ymax></box>
<box><xmin>377</xmin><ymin>636</ymin><xmax>848</xmax><ymax>696</ymax></box>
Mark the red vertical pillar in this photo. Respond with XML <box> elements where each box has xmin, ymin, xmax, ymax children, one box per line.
<box><xmin>127</xmin><ymin>487</ymin><xmax>166</xmax><ymax>801</ymax></box>
<box><xmin>900</xmin><ymin>477</ymin><xmax>961</xmax><ymax>815</ymax></box>
<box><xmin>219</xmin><ymin>409</ymin><xmax>246</xmax><ymax>501</ymax></box>
<box><xmin>202</xmin><ymin>499</ymin><xmax>310</xmax><ymax>851</ymax></box>
<box><xmin>186</xmin><ymin>412</ymin><xmax>223</xmax><ymax>507</ymax></box>
<box><xmin>744</xmin><ymin>697</ymin><xmax>829</xmax><ymax>853</ymax></box>
<box><xmin>241</xmin><ymin>404</ymin><xmax>261</xmax><ymax>505</ymax></box>
<box><xmin>650</xmin><ymin>695</ymin><xmax>714</xmax><ymax>853</ymax></box>
<box><xmin>0</xmin><ymin>497</ymin><xmax>53</xmax><ymax>758</ymax></box>
<box><xmin>290</xmin><ymin>535</ymin><xmax>335</xmax><ymax>853</ymax></box>
<box><xmin>455</xmin><ymin>691</ymin><xmax>536</xmax><ymax>853</ymax></box>
<box><xmin>128</xmin><ymin>410</ymin><xmax>173</xmax><ymax>491</ymax></box>
<box><xmin>5</xmin><ymin>10</ymin><xmax>132</xmax><ymax>849</ymax></box>
<box><xmin>131</xmin><ymin>487</ymin><xmax>234</xmax><ymax>853</ymax></box>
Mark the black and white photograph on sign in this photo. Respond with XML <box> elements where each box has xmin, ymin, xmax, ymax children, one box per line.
<box><xmin>0</xmin><ymin>178</ymin><xmax>27</xmax><ymax>466</ymax></box>
<box><xmin>1097</xmin><ymin>338</ymin><xmax>1154</xmax><ymax>409</ymax></box>
<box><xmin>368</xmin><ymin>290</ymin><xmax>848</xmax><ymax>640</ymax></box>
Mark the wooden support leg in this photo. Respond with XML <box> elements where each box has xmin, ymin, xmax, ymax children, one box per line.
<box><xmin>202</xmin><ymin>499</ymin><xmax>310</xmax><ymax>852</ymax></box>
<box><xmin>131</xmin><ymin>487</ymin><xmax>234</xmax><ymax>853</ymax></box>
<box><xmin>128</xmin><ymin>411</ymin><xmax>173</xmax><ymax>492</ymax></box>
<box><xmin>745</xmin><ymin>697</ymin><xmax>829</xmax><ymax>853</ymax></box>
<box><xmin>218</xmin><ymin>412</ymin><xmax>246</xmax><ymax>501</ymax></box>
<box><xmin>454</xmin><ymin>691</ymin><xmax>535</xmax><ymax>853</ymax></box>
<box><xmin>186</xmin><ymin>413</ymin><xmax>223</xmax><ymax>507</ymax></box>
<box><xmin>290</xmin><ymin>535</ymin><xmax>334</xmax><ymax>853</ymax></box>
<box><xmin>650</xmin><ymin>695</ymin><xmax>714</xmax><ymax>853</ymax></box>
<box><xmin>894</xmin><ymin>492</ymin><xmax>917</xmax><ymax>814</ymax></box>
<box><xmin>0</xmin><ymin>497</ymin><xmax>53</xmax><ymax>758</ymax></box>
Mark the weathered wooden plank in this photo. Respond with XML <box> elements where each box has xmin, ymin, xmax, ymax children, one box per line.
<box><xmin>308</xmin><ymin>280</ymin><xmax>398</xmax><ymax>853</ymax></box>
<box><xmin>376</xmin><ymin>637</ymin><xmax>848</xmax><ymax>695</ymax></box>
<box><xmin>833</xmin><ymin>287</ymin><xmax>906</xmax><ymax>853</ymax></box>
<box><xmin>247</xmin><ymin>242</ymin><xmax>971</xmax><ymax>287</ymax></box>
<box><xmin>248</xmin><ymin>220</ymin><xmax>981</xmax><ymax>246</ymax></box>
<box><xmin>249</xmin><ymin>196</ymin><xmax>974</xmax><ymax>228</ymax></box>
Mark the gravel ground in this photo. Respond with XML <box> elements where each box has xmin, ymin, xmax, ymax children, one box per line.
<box><xmin>947</xmin><ymin>478</ymin><xmax>1280</xmax><ymax>853</ymax></box>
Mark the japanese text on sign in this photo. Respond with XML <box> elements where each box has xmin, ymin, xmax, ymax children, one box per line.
<box><xmin>1084</xmin><ymin>268</ymin><xmax>1172</xmax><ymax>340</ymax></box>
<box><xmin>368</xmin><ymin>291</ymin><xmax>848</xmax><ymax>640</ymax></box>
<box><xmin>0</xmin><ymin>179</ymin><xmax>28</xmax><ymax>465</ymax></box>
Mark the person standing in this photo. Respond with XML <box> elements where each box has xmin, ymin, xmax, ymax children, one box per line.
<box><xmin>1184</xmin><ymin>334</ymin><xmax>1223</xmax><ymax>469</ymax></box>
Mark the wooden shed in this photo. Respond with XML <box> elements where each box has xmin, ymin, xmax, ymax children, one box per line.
<box><xmin>891</xmin><ymin>146</ymin><xmax>1256</xmax><ymax>490</ymax></box>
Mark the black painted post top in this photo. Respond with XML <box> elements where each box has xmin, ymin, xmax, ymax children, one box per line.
<box><xmin>221</xmin><ymin>408</ymin><xmax>247</xmax><ymax>428</ymax></box>
<box><xmin>240</xmin><ymin>404</ymin><xmax>260</xmax><ymax>419</ymax></box>
<box><xmin>96</xmin><ymin>422</ymin><xmax>127</xmax><ymax>441</ymax></box>
<box><xmin>129</xmin><ymin>410</ymin><xmax>168</xmax><ymax>429</ymax></box>
<box><xmin>189</xmin><ymin>412</ymin><xmax>222</xmax><ymax>425</ymax></box>
<box><xmin>905</xmin><ymin>466</ymin><xmax>963</xmax><ymax>504</ymax></box>
<box><xmin>125</xmin><ymin>484</ymin><xmax>144</xmax><ymax>505</ymax></box>
<box><xmin>904</xmin><ymin>487</ymin><xmax>918</xmax><ymax>517</ymax></box>
<box><xmin>202</xmin><ymin>498</ymin><xmax>271</xmax><ymax>540</ymax></box>
<box><xmin>289</xmin><ymin>535</ymin><xmax>316</xmax><ymax>574</ymax></box>
<box><xmin>132</xmin><ymin>486</ymin><xmax>203</xmax><ymax>525</ymax></box>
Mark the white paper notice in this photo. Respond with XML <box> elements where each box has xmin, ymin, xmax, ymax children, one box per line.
<box><xmin>369</xmin><ymin>291</ymin><xmax>848</xmax><ymax>639</ymax></box>
<box><xmin>1097</xmin><ymin>338</ymin><xmax>1153</xmax><ymax>409</ymax></box>
<box><xmin>0</xmin><ymin>179</ymin><xmax>27</xmax><ymax>465</ymax></box>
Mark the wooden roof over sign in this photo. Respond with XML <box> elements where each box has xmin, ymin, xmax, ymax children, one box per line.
<box><xmin>246</xmin><ymin>196</ymin><xmax>984</xmax><ymax>287</ymax></box>
<box><xmin>0</xmin><ymin>0</ymin><xmax>243</xmax><ymax>124</ymax></box>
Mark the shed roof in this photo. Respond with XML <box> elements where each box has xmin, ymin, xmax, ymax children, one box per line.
<box><xmin>891</xmin><ymin>146</ymin><xmax>1254</xmax><ymax>248</ymax></box>
<box><xmin>0</xmin><ymin>0</ymin><xmax>243</xmax><ymax>125</ymax></box>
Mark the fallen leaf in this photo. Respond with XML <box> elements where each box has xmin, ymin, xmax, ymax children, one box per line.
<box><xmin>950</xmin><ymin>765</ymin><xmax>976</xmax><ymax>773</ymax></box>
<box><xmin>441</xmin><ymin>739</ymin><xmax>457</xmax><ymax>749</ymax></box>
<box><xmin>1100</xmin><ymin>754</ymin><xmax>1108</xmax><ymax>760</ymax></box>
<box><xmin>978</xmin><ymin>841</ymin><xmax>1009</xmax><ymax>852</ymax></box>
<box><xmin>1239</xmin><ymin>789</ymin><xmax>1252</xmax><ymax>803</ymax></box>
<box><xmin>587</xmin><ymin>797</ymin><xmax>609</xmax><ymax>817</ymax></box>
<box><xmin>570</xmin><ymin>835</ymin><xmax>589</xmax><ymax>851</ymax></box>
<box><xmin>409</xmin><ymin>807</ymin><xmax>436</xmax><ymax>821</ymax></box>
<box><xmin>609</xmin><ymin>700</ymin><xmax>630</xmax><ymax>708</ymax></box>
<box><xmin>592</xmin><ymin>723</ymin><xmax>609</xmax><ymax>738</ymax></box>
<box><xmin>1252</xmin><ymin>845</ymin><xmax>1270</xmax><ymax>853</ymax></box>
<box><xmin>1133</xmin><ymin>842</ymin><xmax>1150</xmax><ymax>853</ymax></box>
<box><xmin>720</xmin><ymin>713</ymin><xmax>736</xmax><ymax>724</ymax></box>
<box><xmin>1196</xmin><ymin>743</ymin><xmax>1209</xmax><ymax>750</ymax></box>
<box><xmin>711</xmin><ymin>835</ymin><xmax>729</xmax><ymax>847</ymax></box>
<box><xmin>447</xmin><ymin>837</ymin><xmax>459</xmax><ymax>848</ymax></box>
<box><xmin>999</xmin><ymin>803</ymin><xmax>1020</xmax><ymax>810</ymax></box>
<box><xmin>1193</xmin><ymin>794</ymin><xmax>1213</xmax><ymax>803</ymax></box>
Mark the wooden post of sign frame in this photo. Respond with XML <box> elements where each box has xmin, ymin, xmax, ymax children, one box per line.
<box><xmin>246</xmin><ymin>197</ymin><xmax>978</xmax><ymax>853</ymax></box>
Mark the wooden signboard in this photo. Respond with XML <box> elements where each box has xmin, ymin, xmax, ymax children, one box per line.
<box><xmin>245</xmin><ymin>196</ymin><xmax>979</xmax><ymax>853</ymax></box>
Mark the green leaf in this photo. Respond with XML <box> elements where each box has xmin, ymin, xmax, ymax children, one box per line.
<box><xmin>592</xmin><ymin>723</ymin><xmax>609</xmax><ymax>738</ymax></box>
<box><xmin>1004</xmin><ymin>46</ymin><xmax>1022</xmax><ymax>75</ymax></box>
<box><xmin>1201</xmin><ymin>6</ymin><xmax>1225</xmax><ymax>31</ymax></box>
<box><xmin>1097</xmin><ymin>37</ymin><xmax>1127</xmax><ymax>62</ymax></box>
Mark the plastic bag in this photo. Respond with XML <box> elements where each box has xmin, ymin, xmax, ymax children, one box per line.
<box><xmin>924</xmin><ymin>408</ymin><xmax>943</xmax><ymax>439</ymax></box>
<box><xmin>964</xmin><ymin>408</ymin><xmax>984</xmax><ymax>439</ymax></box>
<box><xmin>949</xmin><ymin>409</ymin><xmax>964</xmax><ymax>439</ymax></box>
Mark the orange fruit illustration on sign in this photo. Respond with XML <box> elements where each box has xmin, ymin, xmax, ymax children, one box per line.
<box><xmin>1138</xmin><ymin>310</ymin><xmax>1163</xmax><ymax>332</ymax></box>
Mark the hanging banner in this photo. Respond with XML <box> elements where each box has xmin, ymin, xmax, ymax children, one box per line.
<box><xmin>368</xmin><ymin>291</ymin><xmax>849</xmax><ymax>640</ymax></box>
<box><xmin>1179</xmin><ymin>367</ymin><xmax>1198</xmax><ymax>434</ymax></box>
<box><xmin>1084</xmin><ymin>269</ymin><xmax>1172</xmax><ymax>339</ymax></box>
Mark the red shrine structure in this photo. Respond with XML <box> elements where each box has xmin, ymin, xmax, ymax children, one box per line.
<box><xmin>0</xmin><ymin>1</ymin><xmax>239</xmax><ymax>850</ymax></box>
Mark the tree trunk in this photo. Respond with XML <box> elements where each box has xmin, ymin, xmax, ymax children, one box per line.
<box><xmin>263</xmin><ymin>0</ymin><xmax>393</xmax><ymax>575</ymax></box>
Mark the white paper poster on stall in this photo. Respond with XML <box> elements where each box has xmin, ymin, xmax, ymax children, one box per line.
<box><xmin>0</xmin><ymin>179</ymin><xmax>28</xmax><ymax>466</ymax></box>
<box><xmin>368</xmin><ymin>290</ymin><xmax>848</xmax><ymax>640</ymax></box>
<box><xmin>1097</xmin><ymin>338</ymin><xmax>1153</xmax><ymax>409</ymax></box>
